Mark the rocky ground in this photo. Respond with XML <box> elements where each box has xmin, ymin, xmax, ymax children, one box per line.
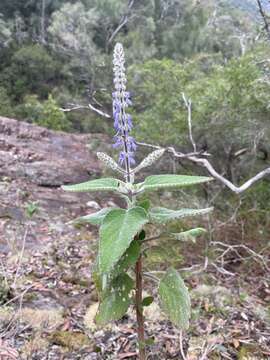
<box><xmin>0</xmin><ymin>117</ymin><xmax>269</xmax><ymax>359</ymax></box>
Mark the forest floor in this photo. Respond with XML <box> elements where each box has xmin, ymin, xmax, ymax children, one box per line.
<box><xmin>0</xmin><ymin>118</ymin><xmax>269</xmax><ymax>359</ymax></box>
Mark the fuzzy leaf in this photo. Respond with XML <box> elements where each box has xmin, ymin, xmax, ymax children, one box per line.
<box><xmin>149</xmin><ymin>207</ymin><xmax>213</xmax><ymax>224</ymax></box>
<box><xmin>62</xmin><ymin>178</ymin><xmax>120</xmax><ymax>192</ymax></box>
<box><xmin>132</xmin><ymin>149</ymin><xmax>165</xmax><ymax>173</ymax></box>
<box><xmin>171</xmin><ymin>227</ymin><xmax>207</xmax><ymax>243</ymax></box>
<box><xmin>71</xmin><ymin>208</ymin><xmax>114</xmax><ymax>226</ymax></box>
<box><xmin>140</xmin><ymin>174</ymin><xmax>212</xmax><ymax>191</ymax></box>
<box><xmin>97</xmin><ymin>152</ymin><xmax>124</xmax><ymax>174</ymax></box>
<box><xmin>95</xmin><ymin>273</ymin><xmax>134</xmax><ymax>325</ymax></box>
<box><xmin>158</xmin><ymin>268</ymin><xmax>190</xmax><ymax>329</ymax></box>
<box><xmin>99</xmin><ymin>207</ymin><xmax>148</xmax><ymax>274</ymax></box>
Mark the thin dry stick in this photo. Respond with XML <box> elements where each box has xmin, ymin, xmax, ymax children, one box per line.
<box><xmin>179</xmin><ymin>330</ymin><xmax>188</xmax><ymax>360</ymax></box>
<box><xmin>13</xmin><ymin>226</ymin><xmax>28</xmax><ymax>288</ymax></box>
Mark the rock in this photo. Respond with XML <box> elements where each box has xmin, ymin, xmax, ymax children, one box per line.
<box><xmin>84</xmin><ymin>302</ymin><xmax>99</xmax><ymax>331</ymax></box>
<box><xmin>0</xmin><ymin>116</ymin><xmax>101</xmax><ymax>186</ymax></box>
<box><xmin>86</xmin><ymin>200</ymin><xmax>101</xmax><ymax>210</ymax></box>
<box><xmin>0</xmin><ymin>117</ymin><xmax>123</xmax><ymax>253</ymax></box>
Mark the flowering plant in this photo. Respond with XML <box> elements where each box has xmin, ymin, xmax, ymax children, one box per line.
<box><xmin>62</xmin><ymin>43</ymin><xmax>213</xmax><ymax>360</ymax></box>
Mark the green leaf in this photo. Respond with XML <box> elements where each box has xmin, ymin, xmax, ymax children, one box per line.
<box><xmin>171</xmin><ymin>227</ymin><xmax>207</xmax><ymax>243</ymax></box>
<box><xmin>144</xmin><ymin>337</ymin><xmax>155</xmax><ymax>346</ymax></box>
<box><xmin>91</xmin><ymin>260</ymin><xmax>102</xmax><ymax>294</ymax></box>
<box><xmin>158</xmin><ymin>268</ymin><xmax>191</xmax><ymax>329</ymax></box>
<box><xmin>140</xmin><ymin>174</ymin><xmax>212</xmax><ymax>191</ymax></box>
<box><xmin>113</xmin><ymin>240</ymin><xmax>141</xmax><ymax>278</ymax></box>
<box><xmin>142</xmin><ymin>296</ymin><xmax>154</xmax><ymax>307</ymax></box>
<box><xmin>149</xmin><ymin>207</ymin><xmax>213</xmax><ymax>223</ymax></box>
<box><xmin>95</xmin><ymin>273</ymin><xmax>134</xmax><ymax>326</ymax></box>
<box><xmin>138</xmin><ymin>199</ymin><xmax>151</xmax><ymax>212</ymax></box>
<box><xmin>99</xmin><ymin>207</ymin><xmax>148</xmax><ymax>274</ymax></box>
<box><xmin>93</xmin><ymin>240</ymin><xmax>141</xmax><ymax>297</ymax></box>
<box><xmin>62</xmin><ymin>178</ymin><xmax>121</xmax><ymax>192</ymax></box>
<box><xmin>138</xmin><ymin>229</ymin><xmax>146</xmax><ymax>241</ymax></box>
<box><xmin>71</xmin><ymin>208</ymin><xmax>114</xmax><ymax>226</ymax></box>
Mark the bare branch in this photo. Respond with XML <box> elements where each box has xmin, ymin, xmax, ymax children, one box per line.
<box><xmin>60</xmin><ymin>103</ymin><xmax>111</xmax><ymax>118</ymax></box>
<box><xmin>256</xmin><ymin>0</ymin><xmax>270</xmax><ymax>40</ymax></box>
<box><xmin>186</xmin><ymin>155</ymin><xmax>270</xmax><ymax>194</ymax></box>
<box><xmin>107</xmin><ymin>0</ymin><xmax>135</xmax><ymax>45</ymax></box>
<box><xmin>137</xmin><ymin>90</ymin><xmax>270</xmax><ymax>194</ymax></box>
<box><xmin>137</xmin><ymin>141</ymin><xmax>270</xmax><ymax>194</ymax></box>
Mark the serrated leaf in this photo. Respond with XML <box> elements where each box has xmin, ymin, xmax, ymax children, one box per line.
<box><xmin>140</xmin><ymin>174</ymin><xmax>212</xmax><ymax>191</ymax></box>
<box><xmin>99</xmin><ymin>207</ymin><xmax>148</xmax><ymax>274</ymax></box>
<box><xmin>149</xmin><ymin>207</ymin><xmax>213</xmax><ymax>224</ymax></box>
<box><xmin>171</xmin><ymin>227</ymin><xmax>207</xmax><ymax>243</ymax></box>
<box><xmin>62</xmin><ymin>178</ymin><xmax>120</xmax><ymax>192</ymax></box>
<box><xmin>71</xmin><ymin>208</ymin><xmax>114</xmax><ymax>226</ymax></box>
<box><xmin>95</xmin><ymin>273</ymin><xmax>134</xmax><ymax>325</ymax></box>
<box><xmin>158</xmin><ymin>268</ymin><xmax>190</xmax><ymax>329</ymax></box>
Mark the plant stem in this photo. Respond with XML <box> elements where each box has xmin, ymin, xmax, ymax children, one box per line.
<box><xmin>135</xmin><ymin>254</ymin><xmax>146</xmax><ymax>360</ymax></box>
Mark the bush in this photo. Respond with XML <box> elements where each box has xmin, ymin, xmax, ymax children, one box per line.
<box><xmin>0</xmin><ymin>86</ymin><xmax>14</xmax><ymax>117</ymax></box>
<box><xmin>16</xmin><ymin>94</ymin><xmax>71</xmax><ymax>131</ymax></box>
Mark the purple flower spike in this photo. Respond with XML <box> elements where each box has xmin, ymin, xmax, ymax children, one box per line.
<box><xmin>112</xmin><ymin>43</ymin><xmax>136</xmax><ymax>180</ymax></box>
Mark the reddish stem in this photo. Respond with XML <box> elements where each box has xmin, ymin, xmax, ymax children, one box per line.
<box><xmin>135</xmin><ymin>254</ymin><xmax>146</xmax><ymax>360</ymax></box>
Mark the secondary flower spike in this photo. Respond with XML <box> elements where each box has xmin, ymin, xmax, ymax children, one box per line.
<box><xmin>112</xmin><ymin>43</ymin><xmax>136</xmax><ymax>174</ymax></box>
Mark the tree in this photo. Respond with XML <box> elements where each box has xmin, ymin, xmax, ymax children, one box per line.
<box><xmin>1</xmin><ymin>44</ymin><xmax>60</xmax><ymax>100</ymax></box>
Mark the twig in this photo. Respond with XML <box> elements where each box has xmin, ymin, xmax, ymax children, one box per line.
<box><xmin>13</xmin><ymin>226</ymin><xmax>28</xmax><ymax>288</ymax></box>
<box><xmin>107</xmin><ymin>0</ymin><xmax>135</xmax><ymax>45</ymax></box>
<box><xmin>179</xmin><ymin>330</ymin><xmax>188</xmax><ymax>360</ymax></box>
<box><xmin>211</xmin><ymin>241</ymin><xmax>270</xmax><ymax>272</ymax></box>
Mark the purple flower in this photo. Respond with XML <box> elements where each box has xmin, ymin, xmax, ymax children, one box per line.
<box><xmin>112</xmin><ymin>43</ymin><xmax>136</xmax><ymax>172</ymax></box>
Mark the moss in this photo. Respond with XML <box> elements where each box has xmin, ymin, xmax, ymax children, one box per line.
<box><xmin>48</xmin><ymin>331</ymin><xmax>93</xmax><ymax>350</ymax></box>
